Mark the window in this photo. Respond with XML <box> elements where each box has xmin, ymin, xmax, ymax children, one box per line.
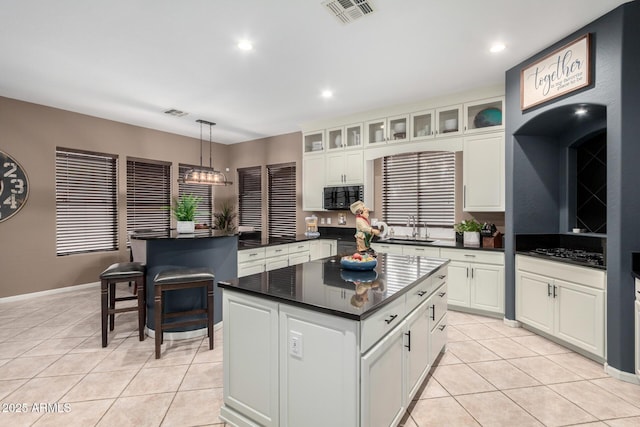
<box><xmin>382</xmin><ymin>151</ymin><xmax>455</xmax><ymax>227</ymax></box>
<box><xmin>267</xmin><ymin>162</ymin><xmax>296</xmax><ymax>238</ymax></box>
<box><xmin>55</xmin><ymin>148</ymin><xmax>118</xmax><ymax>255</ymax></box>
<box><xmin>238</xmin><ymin>166</ymin><xmax>262</xmax><ymax>232</ymax></box>
<box><xmin>126</xmin><ymin>158</ymin><xmax>171</xmax><ymax>234</ymax></box>
<box><xmin>179</xmin><ymin>164</ymin><xmax>213</xmax><ymax>226</ymax></box>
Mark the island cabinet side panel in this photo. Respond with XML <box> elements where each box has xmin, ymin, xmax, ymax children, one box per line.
<box><xmin>278</xmin><ymin>304</ymin><xmax>359</xmax><ymax>427</ymax></box>
<box><xmin>222</xmin><ymin>291</ymin><xmax>280</xmax><ymax>427</ymax></box>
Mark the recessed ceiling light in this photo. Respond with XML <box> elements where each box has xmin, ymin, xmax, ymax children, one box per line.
<box><xmin>321</xmin><ymin>90</ymin><xmax>333</xmax><ymax>99</ymax></box>
<box><xmin>575</xmin><ymin>107</ymin><xmax>588</xmax><ymax>116</ymax></box>
<box><xmin>237</xmin><ymin>40</ymin><xmax>253</xmax><ymax>51</ymax></box>
<box><xmin>490</xmin><ymin>43</ymin><xmax>506</xmax><ymax>53</ymax></box>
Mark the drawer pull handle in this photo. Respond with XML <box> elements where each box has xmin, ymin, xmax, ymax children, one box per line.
<box><xmin>249</xmin><ymin>253</ymin><xmax>257</xmax><ymax>257</ymax></box>
<box><xmin>464</xmin><ymin>254</ymin><xmax>476</xmax><ymax>257</ymax></box>
<box><xmin>553</xmin><ymin>285</ymin><xmax>557</xmax><ymax>298</ymax></box>
<box><xmin>384</xmin><ymin>314</ymin><xmax>398</xmax><ymax>324</ymax></box>
<box><xmin>275</xmin><ymin>249</ymin><xmax>282</xmax><ymax>252</ymax></box>
<box><xmin>405</xmin><ymin>330</ymin><xmax>411</xmax><ymax>351</ymax></box>
<box><xmin>439</xmin><ymin>292</ymin><xmax>446</xmax><ymax>297</ymax></box>
<box><xmin>417</xmin><ymin>290</ymin><xmax>427</xmax><ymax>297</ymax></box>
<box><xmin>547</xmin><ymin>284</ymin><xmax>552</xmax><ymax>297</ymax></box>
<box><xmin>438</xmin><ymin>275</ymin><xmax>446</xmax><ymax>279</ymax></box>
<box><xmin>438</xmin><ymin>324</ymin><xmax>447</xmax><ymax>331</ymax></box>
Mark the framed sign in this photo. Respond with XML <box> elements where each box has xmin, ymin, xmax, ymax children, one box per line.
<box><xmin>521</xmin><ymin>33</ymin><xmax>591</xmax><ymax>110</ymax></box>
<box><xmin>0</xmin><ymin>151</ymin><xmax>29</xmax><ymax>222</ymax></box>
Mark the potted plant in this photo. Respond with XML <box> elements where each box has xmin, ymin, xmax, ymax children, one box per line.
<box><xmin>213</xmin><ymin>200</ymin><xmax>237</xmax><ymax>233</ymax></box>
<box><xmin>454</xmin><ymin>219</ymin><xmax>482</xmax><ymax>246</ymax></box>
<box><xmin>171</xmin><ymin>194</ymin><xmax>202</xmax><ymax>233</ymax></box>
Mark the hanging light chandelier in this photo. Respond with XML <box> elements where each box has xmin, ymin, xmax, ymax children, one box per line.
<box><xmin>182</xmin><ymin>119</ymin><xmax>232</xmax><ymax>186</ymax></box>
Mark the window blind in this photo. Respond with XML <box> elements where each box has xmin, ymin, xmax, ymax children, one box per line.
<box><xmin>179</xmin><ymin>164</ymin><xmax>213</xmax><ymax>226</ymax></box>
<box><xmin>238</xmin><ymin>166</ymin><xmax>262</xmax><ymax>232</ymax></box>
<box><xmin>55</xmin><ymin>149</ymin><xmax>118</xmax><ymax>255</ymax></box>
<box><xmin>267</xmin><ymin>162</ymin><xmax>296</xmax><ymax>238</ymax></box>
<box><xmin>382</xmin><ymin>151</ymin><xmax>455</xmax><ymax>227</ymax></box>
<box><xmin>126</xmin><ymin>158</ymin><xmax>171</xmax><ymax>235</ymax></box>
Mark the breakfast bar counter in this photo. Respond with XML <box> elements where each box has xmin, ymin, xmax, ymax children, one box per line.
<box><xmin>131</xmin><ymin>229</ymin><xmax>237</xmax><ymax>333</ymax></box>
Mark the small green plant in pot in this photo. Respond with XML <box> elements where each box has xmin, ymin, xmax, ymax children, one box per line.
<box><xmin>454</xmin><ymin>219</ymin><xmax>482</xmax><ymax>246</ymax></box>
<box><xmin>171</xmin><ymin>194</ymin><xmax>202</xmax><ymax>233</ymax></box>
<box><xmin>213</xmin><ymin>200</ymin><xmax>237</xmax><ymax>233</ymax></box>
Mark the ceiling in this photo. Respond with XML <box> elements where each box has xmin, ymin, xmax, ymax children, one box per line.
<box><xmin>0</xmin><ymin>0</ymin><xmax>629</xmax><ymax>144</ymax></box>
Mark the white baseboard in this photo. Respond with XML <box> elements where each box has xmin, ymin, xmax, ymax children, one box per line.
<box><xmin>0</xmin><ymin>281</ymin><xmax>99</xmax><ymax>304</ymax></box>
<box><xmin>605</xmin><ymin>363</ymin><xmax>640</xmax><ymax>385</ymax></box>
<box><xmin>503</xmin><ymin>317</ymin><xmax>521</xmax><ymax>328</ymax></box>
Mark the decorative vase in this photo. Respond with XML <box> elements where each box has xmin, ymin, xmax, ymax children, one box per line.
<box><xmin>176</xmin><ymin>220</ymin><xmax>195</xmax><ymax>234</ymax></box>
<box><xmin>463</xmin><ymin>231</ymin><xmax>480</xmax><ymax>247</ymax></box>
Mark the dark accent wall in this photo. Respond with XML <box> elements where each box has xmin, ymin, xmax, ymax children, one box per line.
<box><xmin>505</xmin><ymin>1</ymin><xmax>640</xmax><ymax>374</ymax></box>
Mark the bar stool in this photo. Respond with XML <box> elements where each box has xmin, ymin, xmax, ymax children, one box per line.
<box><xmin>153</xmin><ymin>267</ymin><xmax>215</xmax><ymax>359</ymax></box>
<box><xmin>100</xmin><ymin>262</ymin><xmax>146</xmax><ymax>347</ymax></box>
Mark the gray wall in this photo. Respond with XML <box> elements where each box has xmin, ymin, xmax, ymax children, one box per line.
<box><xmin>505</xmin><ymin>1</ymin><xmax>640</xmax><ymax>373</ymax></box>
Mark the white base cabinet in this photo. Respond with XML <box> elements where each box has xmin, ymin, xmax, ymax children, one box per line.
<box><xmin>309</xmin><ymin>239</ymin><xmax>337</xmax><ymax>260</ymax></box>
<box><xmin>441</xmin><ymin>248</ymin><xmax>504</xmax><ymax>315</ymax></box>
<box><xmin>221</xmin><ymin>270</ymin><xmax>448</xmax><ymax>427</ymax></box>
<box><xmin>516</xmin><ymin>255</ymin><xmax>606</xmax><ymax>359</ymax></box>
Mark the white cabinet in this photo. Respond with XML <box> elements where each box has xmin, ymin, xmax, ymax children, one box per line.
<box><xmin>435</xmin><ymin>104</ymin><xmax>462</xmax><ymax>136</ymax></box>
<box><xmin>325</xmin><ymin>149</ymin><xmax>364</xmax><ymax>185</ymax></box>
<box><xmin>402</xmin><ymin>245</ymin><xmax>440</xmax><ymax>257</ymax></box>
<box><xmin>405</xmin><ymin>299</ymin><xmax>431</xmax><ymax>400</ymax></box>
<box><xmin>303</xmin><ymin>155</ymin><xmax>325</xmax><ymax>211</ymax></box>
<box><xmin>309</xmin><ymin>239</ymin><xmax>337</xmax><ymax>260</ymax></box>
<box><xmin>463</xmin><ymin>133</ymin><xmax>505</xmax><ymax>211</ymax></box>
<box><xmin>327</xmin><ymin>123</ymin><xmax>363</xmax><ymax>152</ymax></box>
<box><xmin>237</xmin><ymin>247</ymin><xmax>266</xmax><ymax>278</ymax></box>
<box><xmin>222</xmin><ymin>292</ymin><xmax>279</xmax><ymax>427</ymax></box>
<box><xmin>441</xmin><ymin>248</ymin><xmax>504</xmax><ymax>315</ymax></box>
<box><xmin>410</xmin><ymin>109</ymin><xmax>435</xmax><ymax>141</ymax></box>
<box><xmin>303</xmin><ymin>130</ymin><xmax>325</xmax><ymax>154</ymax></box>
<box><xmin>364</xmin><ymin>114</ymin><xmax>410</xmax><ymax>147</ymax></box>
<box><xmin>288</xmin><ymin>242</ymin><xmax>311</xmax><ymax>266</ymax></box>
<box><xmin>370</xmin><ymin>242</ymin><xmax>404</xmax><ymax>255</ymax></box>
<box><xmin>516</xmin><ymin>255</ymin><xmax>606</xmax><ymax>358</ymax></box>
<box><xmin>361</xmin><ymin>324</ymin><xmax>406</xmax><ymax>427</ymax></box>
<box><xmin>464</xmin><ymin>97</ymin><xmax>504</xmax><ymax>134</ymax></box>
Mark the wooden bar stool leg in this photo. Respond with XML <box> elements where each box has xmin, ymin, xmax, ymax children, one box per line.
<box><xmin>101</xmin><ymin>280</ymin><xmax>109</xmax><ymax>347</ymax></box>
<box><xmin>109</xmin><ymin>282</ymin><xmax>116</xmax><ymax>331</ymax></box>
<box><xmin>155</xmin><ymin>284</ymin><xmax>162</xmax><ymax>359</ymax></box>
<box><xmin>136</xmin><ymin>276</ymin><xmax>145</xmax><ymax>341</ymax></box>
<box><xmin>207</xmin><ymin>281</ymin><xmax>214</xmax><ymax>350</ymax></box>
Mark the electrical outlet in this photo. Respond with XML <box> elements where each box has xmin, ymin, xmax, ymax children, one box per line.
<box><xmin>289</xmin><ymin>331</ymin><xmax>303</xmax><ymax>358</ymax></box>
<box><xmin>321</xmin><ymin>217</ymin><xmax>325</xmax><ymax>225</ymax></box>
<box><xmin>327</xmin><ymin>217</ymin><xmax>332</xmax><ymax>225</ymax></box>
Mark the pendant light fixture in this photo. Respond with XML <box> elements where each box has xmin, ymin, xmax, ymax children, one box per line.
<box><xmin>182</xmin><ymin>119</ymin><xmax>232</xmax><ymax>186</ymax></box>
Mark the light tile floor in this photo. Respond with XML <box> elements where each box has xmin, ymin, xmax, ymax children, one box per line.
<box><xmin>1</xmin><ymin>285</ymin><xmax>639</xmax><ymax>427</ymax></box>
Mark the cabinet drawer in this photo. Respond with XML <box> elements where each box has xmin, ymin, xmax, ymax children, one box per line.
<box><xmin>238</xmin><ymin>262</ymin><xmax>265</xmax><ymax>277</ymax></box>
<box><xmin>405</xmin><ymin>276</ymin><xmax>434</xmax><ymax>315</ymax></box>
<box><xmin>361</xmin><ymin>296</ymin><xmax>406</xmax><ymax>353</ymax></box>
<box><xmin>428</xmin><ymin>283</ymin><xmax>448</xmax><ymax>329</ymax></box>
<box><xmin>265</xmin><ymin>255</ymin><xmax>289</xmax><ymax>271</ymax></box>
<box><xmin>429</xmin><ymin>313</ymin><xmax>448</xmax><ymax>364</ymax></box>
<box><xmin>441</xmin><ymin>248</ymin><xmax>504</xmax><ymax>265</ymax></box>
<box><xmin>403</xmin><ymin>245</ymin><xmax>440</xmax><ymax>257</ymax></box>
<box><xmin>516</xmin><ymin>255</ymin><xmax>605</xmax><ymax>290</ymax></box>
<box><xmin>371</xmin><ymin>243</ymin><xmax>403</xmax><ymax>255</ymax></box>
<box><xmin>432</xmin><ymin>268</ymin><xmax>448</xmax><ymax>289</ymax></box>
<box><xmin>289</xmin><ymin>242</ymin><xmax>310</xmax><ymax>253</ymax></box>
<box><xmin>238</xmin><ymin>247</ymin><xmax>266</xmax><ymax>263</ymax></box>
<box><xmin>265</xmin><ymin>244</ymin><xmax>288</xmax><ymax>258</ymax></box>
<box><xmin>289</xmin><ymin>252</ymin><xmax>310</xmax><ymax>266</ymax></box>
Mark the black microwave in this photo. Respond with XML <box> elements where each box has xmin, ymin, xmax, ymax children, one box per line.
<box><xmin>323</xmin><ymin>185</ymin><xmax>363</xmax><ymax>210</ymax></box>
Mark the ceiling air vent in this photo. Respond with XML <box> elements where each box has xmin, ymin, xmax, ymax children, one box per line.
<box><xmin>164</xmin><ymin>108</ymin><xmax>188</xmax><ymax>117</ymax></box>
<box><xmin>322</xmin><ymin>0</ymin><xmax>375</xmax><ymax>25</ymax></box>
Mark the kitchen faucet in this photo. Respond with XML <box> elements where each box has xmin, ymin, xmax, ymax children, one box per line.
<box><xmin>407</xmin><ymin>215</ymin><xmax>417</xmax><ymax>238</ymax></box>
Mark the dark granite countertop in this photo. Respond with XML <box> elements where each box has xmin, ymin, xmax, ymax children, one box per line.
<box><xmin>218</xmin><ymin>253</ymin><xmax>449</xmax><ymax>321</ymax></box>
<box><xmin>131</xmin><ymin>229</ymin><xmax>237</xmax><ymax>240</ymax></box>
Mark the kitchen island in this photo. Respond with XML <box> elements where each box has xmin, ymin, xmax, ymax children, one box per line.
<box><xmin>218</xmin><ymin>253</ymin><xmax>449</xmax><ymax>427</ymax></box>
<box><xmin>130</xmin><ymin>229</ymin><xmax>237</xmax><ymax>335</ymax></box>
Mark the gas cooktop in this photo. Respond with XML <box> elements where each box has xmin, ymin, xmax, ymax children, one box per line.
<box><xmin>529</xmin><ymin>248</ymin><xmax>605</xmax><ymax>267</ymax></box>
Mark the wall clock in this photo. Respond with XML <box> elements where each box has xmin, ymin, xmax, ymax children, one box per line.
<box><xmin>0</xmin><ymin>151</ymin><xmax>29</xmax><ymax>223</ymax></box>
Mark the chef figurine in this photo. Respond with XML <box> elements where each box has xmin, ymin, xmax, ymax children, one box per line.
<box><xmin>350</xmin><ymin>200</ymin><xmax>380</xmax><ymax>255</ymax></box>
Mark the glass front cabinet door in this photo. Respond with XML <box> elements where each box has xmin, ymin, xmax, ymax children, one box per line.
<box><xmin>435</xmin><ymin>105</ymin><xmax>462</xmax><ymax>136</ymax></box>
<box><xmin>464</xmin><ymin>97</ymin><xmax>504</xmax><ymax>134</ymax></box>
<box><xmin>410</xmin><ymin>110</ymin><xmax>435</xmax><ymax>141</ymax></box>
<box><xmin>303</xmin><ymin>130</ymin><xmax>325</xmax><ymax>154</ymax></box>
<box><xmin>387</xmin><ymin>114</ymin><xmax>409</xmax><ymax>143</ymax></box>
<box><xmin>365</xmin><ymin>118</ymin><xmax>387</xmax><ymax>147</ymax></box>
<box><xmin>328</xmin><ymin>123</ymin><xmax>363</xmax><ymax>151</ymax></box>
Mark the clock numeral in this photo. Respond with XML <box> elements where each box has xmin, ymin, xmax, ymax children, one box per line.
<box><xmin>3</xmin><ymin>162</ymin><xmax>18</xmax><ymax>178</ymax></box>
<box><xmin>10</xmin><ymin>178</ymin><xmax>24</xmax><ymax>194</ymax></box>
<box><xmin>3</xmin><ymin>193</ymin><xmax>17</xmax><ymax>209</ymax></box>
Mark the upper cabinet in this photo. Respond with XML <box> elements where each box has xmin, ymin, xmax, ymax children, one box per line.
<box><xmin>364</xmin><ymin>114</ymin><xmax>410</xmax><ymax>147</ymax></box>
<box><xmin>326</xmin><ymin>123</ymin><xmax>363</xmax><ymax>152</ymax></box>
<box><xmin>303</xmin><ymin>130</ymin><xmax>325</xmax><ymax>155</ymax></box>
<box><xmin>463</xmin><ymin>134</ymin><xmax>505</xmax><ymax>211</ymax></box>
<box><xmin>410</xmin><ymin>110</ymin><xmax>435</xmax><ymax>141</ymax></box>
<box><xmin>463</xmin><ymin>97</ymin><xmax>504</xmax><ymax>134</ymax></box>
